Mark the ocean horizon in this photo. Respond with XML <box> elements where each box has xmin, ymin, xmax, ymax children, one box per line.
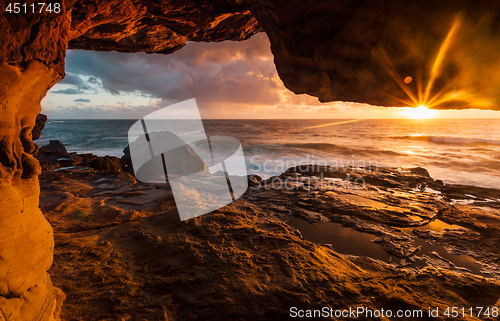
<box><xmin>37</xmin><ymin>118</ymin><xmax>500</xmax><ymax>189</ymax></box>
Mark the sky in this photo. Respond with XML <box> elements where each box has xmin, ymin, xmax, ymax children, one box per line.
<box><xmin>41</xmin><ymin>33</ymin><xmax>500</xmax><ymax>120</ymax></box>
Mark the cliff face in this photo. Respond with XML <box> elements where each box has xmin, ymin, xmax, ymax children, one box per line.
<box><xmin>0</xmin><ymin>2</ymin><xmax>71</xmax><ymax>316</ymax></box>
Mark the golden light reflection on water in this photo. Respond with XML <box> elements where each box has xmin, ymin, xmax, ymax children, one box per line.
<box><xmin>425</xmin><ymin>220</ymin><xmax>462</xmax><ymax>232</ymax></box>
<box><xmin>277</xmin><ymin>119</ymin><xmax>366</xmax><ymax>134</ymax></box>
<box><xmin>295</xmin><ymin>119</ymin><xmax>364</xmax><ymax>131</ymax></box>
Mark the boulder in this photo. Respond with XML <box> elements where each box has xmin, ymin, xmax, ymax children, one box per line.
<box><xmin>121</xmin><ymin>131</ymin><xmax>209</xmax><ymax>181</ymax></box>
<box><xmin>40</xmin><ymin>140</ymin><xmax>68</xmax><ymax>155</ymax></box>
<box><xmin>409</xmin><ymin>167</ymin><xmax>431</xmax><ymax>177</ymax></box>
<box><xmin>120</xmin><ymin>145</ymin><xmax>134</xmax><ymax>175</ymax></box>
<box><xmin>248</xmin><ymin>174</ymin><xmax>262</xmax><ymax>186</ymax></box>
<box><xmin>89</xmin><ymin>156</ymin><xmax>122</xmax><ymax>172</ymax></box>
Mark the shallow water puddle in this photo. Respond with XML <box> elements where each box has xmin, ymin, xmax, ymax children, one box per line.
<box><xmin>286</xmin><ymin>217</ymin><xmax>482</xmax><ymax>275</ymax></box>
<box><xmin>53</xmin><ymin>166</ymin><xmax>76</xmax><ymax>171</ymax></box>
<box><xmin>410</xmin><ymin>238</ymin><xmax>480</xmax><ymax>274</ymax></box>
<box><xmin>285</xmin><ymin>217</ymin><xmax>395</xmax><ymax>263</ymax></box>
<box><xmin>342</xmin><ymin>194</ymin><xmax>411</xmax><ymax>213</ymax></box>
<box><xmin>402</xmin><ymin>219</ymin><xmax>462</xmax><ymax>232</ymax></box>
<box><xmin>451</xmin><ymin>199</ymin><xmax>476</xmax><ymax>205</ymax></box>
<box><xmin>411</xmin><ymin>187</ymin><xmax>441</xmax><ymax>195</ymax></box>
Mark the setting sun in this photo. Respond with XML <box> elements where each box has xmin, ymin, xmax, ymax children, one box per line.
<box><xmin>401</xmin><ymin>105</ymin><xmax>439</xmax><ymax>119</ymax></box>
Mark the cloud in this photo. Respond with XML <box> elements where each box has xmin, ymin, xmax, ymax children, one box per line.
<box><xmin>62</xmin><ymin>34</ymin><xmax>290</xmax><ymax>107</ymax></box>
<box><xmin>58</xmin><ymin>73</ymin><xmax>93</xmax><ymax>92</ymax></box>
<box><xmin>47</xmin><ymin>33</ymin><xmax>363</xmax><ymax>118</ymax></box>
<box><xmin>52</xmin><ymin>88</ymin><xmax>85</xmax><ymax>95</ymax></box>
<box><xmin>74</xmin><ymin>98</ymin><xmax>91</xmax><ymax>102</ymax></box>
<box><xmin>46</xmin><ymin>101</ymin><xmax>163</xmax><ymax>119</ymax></box>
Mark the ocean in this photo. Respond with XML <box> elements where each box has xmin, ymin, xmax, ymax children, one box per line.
<box><xmin>37</xmin><ymin>119</ymin><xmax>500</xmax><ymax>189</ymax></box>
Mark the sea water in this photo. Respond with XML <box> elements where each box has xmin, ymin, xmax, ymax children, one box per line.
<box><xmin>37</xmin><ymin>119</ymin><xmax>500</xmax><ymax>189</ymax></box>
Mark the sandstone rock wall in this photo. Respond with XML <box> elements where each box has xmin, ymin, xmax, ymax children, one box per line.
<box><xmin>32</xmin><ymin>114</ymin><xmax>48</xmax><ymax>141</ymax></box>
<box><xmin>0</xmin><ymin>1</ymin><xmax>259</xmax><ymax>320</ymax></box>
<box><xmin>0</xmin><ymin>62</ymin><xmax>63</xmax><ymax>320</ymax></box>
<box><xmin>0</xmin><ymin>1</ymin><xmax>72</xmax><ymax>316</ymax></box>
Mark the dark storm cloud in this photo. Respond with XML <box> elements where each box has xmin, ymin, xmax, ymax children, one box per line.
<box><xmin>58</xmin><ymin>73</ymin><xmax>82</xmax><ymax>85</ymax></box>
<box><xmin>63</xmin><ymin>33</ymin><xmax>285</xmax><ymax>108</ymax></box>
<box><xmin>58</xmin><ymin>73</ymin><xmax>92</xmax><ymax>90</ymax></box>
<box><xmin>52</xmin><ymin>88</ymin><xmax>85</xmax><ymax>94</ymax></box>
<box><xmin>74</xmin><ymin>98</ymin><xmax>91</xmax><ymax>102</ymax></box>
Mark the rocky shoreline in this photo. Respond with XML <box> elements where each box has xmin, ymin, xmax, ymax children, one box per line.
<box><xmin>36</xmin><ymin>143</ymin><xmax>500</xmax><ymax>320</ymax></box>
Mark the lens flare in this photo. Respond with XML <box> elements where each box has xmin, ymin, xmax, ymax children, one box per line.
<box><xmin>373</xmin><ymin>14</ymin><xmax>482</xmax><ymax>111</ymax></box>
<box><xmin>422</xmin><ymin>16</ymin><xmax>462</xmax><ymax>106</ymax></box>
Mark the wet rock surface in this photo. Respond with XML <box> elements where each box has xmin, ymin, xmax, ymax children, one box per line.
<box><xmin>88</xmin><ymin>156</ymin><xmax>122</xmax><ymax>172</ymax></box>
<box><xmin>252</xmin><ymin>165</ymin><xmax>500</xmax><ymax>278</ymax></box>
<box><xmin>37</xmin><ymin>140</ymin><xmax>123</xmax><ymax>173</ymax></box>
<box><xmin>38</xmin><ymin>156</ymin><xmax>500</xmax><ymax>320</ymax></box>
<box><xmin>40</xmin><ymin>140</ymin><xmax>69</xmax><ymax>155</ymax></box>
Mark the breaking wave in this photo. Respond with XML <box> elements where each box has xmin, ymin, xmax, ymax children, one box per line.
<box><xmin>397</xmin><ymin>135</ymin><xmax>500</xmax><ymax>146</ymax></box>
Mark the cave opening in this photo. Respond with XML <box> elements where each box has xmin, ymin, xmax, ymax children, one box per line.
<box><xmin>3</xmin><ymin>1</ymin><xmax>500</xmax><ymax>320</ymax></box>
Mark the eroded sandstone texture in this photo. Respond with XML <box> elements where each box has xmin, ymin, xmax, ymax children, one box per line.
<box><xmin>36</xmin><ymin>154</ymin><xmax>500</xmax><ymax>320</ymax></box>
<box><xmin>68</xmin><ymin>0</ymin><xmax>260</xmax><ymax>53</ymax></box>
<box><xmin>2</xmin><ymin>0</ymin><xmax>500</xmax><ymax>319</ymax></box>
<box><xmin>0</xmin><ymin>1</ymin><xmax>258</xmax><ymax>320</ymax></box>
<box><xmin>1</xmin><ymin>0</ymin><xmax>74</xmax><ymax>317</ymax></box>
<box><xmin>0</xmin><ymin>54</ymin><xmax>68</xmax><ymax>321</ymax></box>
